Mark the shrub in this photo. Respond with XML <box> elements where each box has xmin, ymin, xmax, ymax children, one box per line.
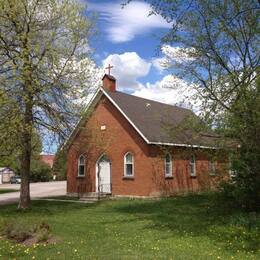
<box><xmin>36</xmin><ymin>228</ymin><xmax>50</xmax><ymax>242</ymax></box>
<box><xmin>1</xmin><ymin>220</ymin><xmax>51</xmax><ymax>243</ymax></box>
<box><xmin>1</xmin><ymin>221</ymin><xmax>32</xmax><ymax>242</ymax></box>
<box><xmin>30</xmin><ymin>160</ymin><xmax>52</xmax><ymax>182</ymax></box>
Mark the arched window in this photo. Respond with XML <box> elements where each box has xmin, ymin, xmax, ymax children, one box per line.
<box><xmin>189</xmin><ymin>155</ymin><xmax>196</xmax><ymax>176</ymax></box>
<box><xmin>229</xmin><ymin>155</ymin><xmax>236</xmax><ymax>178</ymax></box>
<box><xmin>124</xmin><ymin>152</ymin><xmax>134</xmax><ymax>177</ymax></box>
<box><xmin>78</xmin><ymin>155</ymin><xmax>85</xmax><ymax>177</ymax></box>
<box><xmin>208</xmin><ymin>160</ymin><xmax>216</xmax><ymax>176</ymax></box>
<box><xmin>164</xmin><ymin>154</ymin><xmax>172</xmax><ymax>177</ymax></box>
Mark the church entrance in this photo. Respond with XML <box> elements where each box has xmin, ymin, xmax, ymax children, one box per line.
<box><xmin>96</xmin><ymin>155</ymin><xmax>111</xmax><ymax>193</ymax></box>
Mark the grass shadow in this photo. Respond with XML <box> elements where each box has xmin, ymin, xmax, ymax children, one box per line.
<box><xmin>112</xmin><ymin>193</ymin><xmax>260</xmax><ymax>253</ymax></box>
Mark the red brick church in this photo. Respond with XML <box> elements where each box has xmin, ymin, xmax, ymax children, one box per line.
<box><xmin>66</xmin><ymin>74</ymin><xmax>228</xmax><ymax>198</ymax></box>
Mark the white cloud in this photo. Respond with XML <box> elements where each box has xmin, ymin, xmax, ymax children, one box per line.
<box><xmin>101</xmin><ymin>51</ymin><xmax>201</xmax><ymax>113</ymax></box>
<box><xmin>88</xmin><ymin>1</ymin><xmax>171</xmax><ymax>43</ymax></box>
<box><xmin>151</xmin><ymin>57</ymin><xmax>168</xmax><ymax>73</ymax></box>
<box><xmin>133</xmin><ymin>75</ymin><xmax>202</xmax><ymax>114</ymax></box>
<box><xmin>151</xmin><ymin>45</ymin><xmax>197</xmax><ymax>73</ymax></box>
<box><xmin>161</xmin><ymin>45</ymin><xmax>196</xmax><ymax>64</ymax></box>
<box><xmin>102</xmin><ymin>52</ymin><xmax>151</xmax><ymax>90</ymax></box>
<box><xmin>63</xmin><ymin>57</ymin><xmax>103</xmax><ymax>106</ymax></box>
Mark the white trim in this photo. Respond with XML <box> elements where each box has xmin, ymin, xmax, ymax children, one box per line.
<box><xmin>78</xmin><ymin>154</ymin><xmax>86</xmax><ymax>177</ymax></box>
<box><xmin>101</xmin><ymin>89</ymin><xmax>150</xmax><ymax>143</ymax></box>
<box><xmin>124</xmin><ymin>152</ymin><xmax>134</xmax><ymax>177</ymax></box>
<box><xmin>149</xmin><ymin>141</ymin><xmax>218</xmax><ymax>149</ymax></box>
<box><xmin>164</xmin><ymin>154</ymin><xmax>173</xmax><ymax>177</ymax></box>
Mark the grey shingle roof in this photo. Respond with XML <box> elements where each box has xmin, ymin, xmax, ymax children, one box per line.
<box><xmin>105</xmin><ymin>90</ymin><xmax>221</xmax><ymax>147</ymax></box>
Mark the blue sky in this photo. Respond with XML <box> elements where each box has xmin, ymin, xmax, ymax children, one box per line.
<box><xmin>84</xmin><ymin>1</ymin><xmax>198</xmax><ymax>108</ymax></box>
<box><xmin>86</xmin><ymin>0</ymin><xmax>171</xmax><ymax>88</ymax></box>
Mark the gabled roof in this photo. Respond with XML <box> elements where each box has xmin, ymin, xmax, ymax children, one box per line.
<box><xmin>64</xmin><ymin>87</ymin><xmax>222</xmax><ymax>150</ymax></box>
<box><xmin>102</xmin><ymin>89</ymin><xmax>221</xmax><ymax>148</ymax></box>
<box><xmin>0</xmin><ymin>167</ymin><xmax>14</xmax><ymax>173</ymax></box>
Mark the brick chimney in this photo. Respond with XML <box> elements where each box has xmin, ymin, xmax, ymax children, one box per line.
<box><xmin>102</xmin><ymin>74</ymin><xmax>116</xmax><ymax>92</ymax></box>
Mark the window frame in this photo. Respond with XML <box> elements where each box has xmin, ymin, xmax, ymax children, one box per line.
<box><xmin>164</xmin><ymin>153</ymin><xmax>173</xmax><ymax>177</ymax></box>
<box><xmin>124</xmin><ymin>152</ymin><xmax>134</xmax><ymax>177</ymax></box>
<box><xmin>78</xmin><ymin>154</ymin><xmax>86</xmax><ymax>177</ymax></box>
<box><xmin>208</xmin><ymin>160</ymin><xmax>216</xmax><ymax>176</ymax></box>
<box><xmin>228</xmin><ymin>155</ymin><xmax>237</xmax><ymax>178</ymax></box>
<box><xmin>189</xmin><ymin>155</ymin><xmax>196</xmax><ymax>177</ymax></box>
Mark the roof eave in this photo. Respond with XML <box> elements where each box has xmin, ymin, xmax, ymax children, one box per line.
<box><xmin>148</xmin><ymin>141</ymin><xmax>218</xmax><ymax>149</ymax></box>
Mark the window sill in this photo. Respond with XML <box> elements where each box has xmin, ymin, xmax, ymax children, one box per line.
<box><xmin>165</xmin><ymin>176</ymin><xmax>173</xmax><ymax>180</ymax></box>
<box><xmin>122</xmin><ymin>176</ymin><xmax>134</xmax><ymax>180</ymax></box>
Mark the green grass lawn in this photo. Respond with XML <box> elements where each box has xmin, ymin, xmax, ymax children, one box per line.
<box><xmin>0</xmin><ymin>189</ymin><xmax>19</xmax><ymax>194</ymax></box>
<box><xmin>0</xmin><ymin>193</ymin><xmax>259</xmax><ymax>259</ymax></box>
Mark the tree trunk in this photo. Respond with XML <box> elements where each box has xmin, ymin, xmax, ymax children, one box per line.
<box><xmin>19</xmin><ymin>142</ymin><xmax>31</xmax><ymax>209</ymax></box>
<box><xmin>18</xmin><ymin>102</ymin><xmax>33</xmax><ymax>209</ymax></box>
<box><xmin>18</xmin><ymin>30</ymin><xmax>34</xmax><ymax>209</ymax></box>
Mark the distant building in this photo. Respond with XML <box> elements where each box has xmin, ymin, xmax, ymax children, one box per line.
<box><xmin>0</xmin><ymin>167</ymin><xmax>15</xmax><ymax>184</ymax></box>
<box><xmin>40</xmin><ymin>155</ymin><xmax>55</xmax><ymax>168</ymax></box>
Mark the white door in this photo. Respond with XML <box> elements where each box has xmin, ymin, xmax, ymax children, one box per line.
<box><xmin>96</xmin><ymin>155</ymin><xmax>111</xmax><ymax>193</ymax></box>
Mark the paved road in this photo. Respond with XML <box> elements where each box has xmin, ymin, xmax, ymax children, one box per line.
<box><xmin>0</xmin><ymin>181</ymin><xmax>66</xmax><ymax>205</ymax></box>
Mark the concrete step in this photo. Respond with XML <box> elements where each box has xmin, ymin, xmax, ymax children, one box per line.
<box><xmin>79</xmin><ymin>198</ymin><xmax>98</xmax><ymax>203</ymax></box>
<box><xmin>79</xmin><ymin>192</ymin><xmax>111</xmax><ymax>202</ymax></box>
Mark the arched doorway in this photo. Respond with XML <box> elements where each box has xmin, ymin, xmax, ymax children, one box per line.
<box><xmin>96</xmin><ymin>154</ymin><xmax>111</xmax><ymax>193</ymax></box>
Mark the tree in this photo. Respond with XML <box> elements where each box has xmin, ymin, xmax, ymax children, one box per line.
<box><xmin>0</xmin><ymin>128</ymin><xmax>42</xmax><ymax>174</ymax></box>
<box><xmin>30</xmin><ymin>159</ymin><xmax>52</xmax><ymax>182</ymax></box>
<box><xmin>0</xmin><ymin>91</ymin><xmax>42</xmax><ymax>172</ymax></box>
<box><xmin>0</xmin><ymin>90</ymin><xmax>21</xmax><ymax>170</ymax></box>
<box><xmin>52</xmin><ymin>149</ymin><xmax>67</xmax><ymax>181</ymax></box>
<box><xmin>0</xmin><ymin>0</ymin><xmax>94</xmax><ymax>209</ymax></box>
<box><xmin>126</xmin><ymin>0</ymin><xmax>260</xmax><ymax>209</ymax></box>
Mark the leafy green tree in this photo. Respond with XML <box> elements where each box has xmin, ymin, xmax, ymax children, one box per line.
<box><xmin>221</xmin><ymin>77</ymin><xmax>260</xmax><ymax>210</ymax></box>
<box><xmin>0</xmin><ymin>0</ymin><xmax>94</xmax><ymax>209</ymax></box>
<box><xmin>30</xmin><ymin>159</ymin><xmax>52</xmax><ymax>182</ymax></box>
<box><xmin>0</xmin><ymin>90</ymin><xmax>20</xmax><ymax>170</ymax></box>
<box><xmin>52</xmin><ymin>149</ymin><xmax>67</xmax><ymax>181</ymax></box>
<box><xmin>0</xmin><ymin>91</ymin><xmax>42</xmax><ymax>172</ymax></box>
<box><xmin>127</xmin><ymin>0</ymin><xmax>260</xmax><ymax>209</ymax></box>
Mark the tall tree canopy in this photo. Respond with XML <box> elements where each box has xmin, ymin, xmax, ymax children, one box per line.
<box><xmin>0</xmin><ymin>0</ymin><xmax>95</xmax><ymax>209</ymax></box>
<box><xmin>125</xmin><ymin>0</ymin><xmax>260</xmax><ymax>209</ymax></box>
